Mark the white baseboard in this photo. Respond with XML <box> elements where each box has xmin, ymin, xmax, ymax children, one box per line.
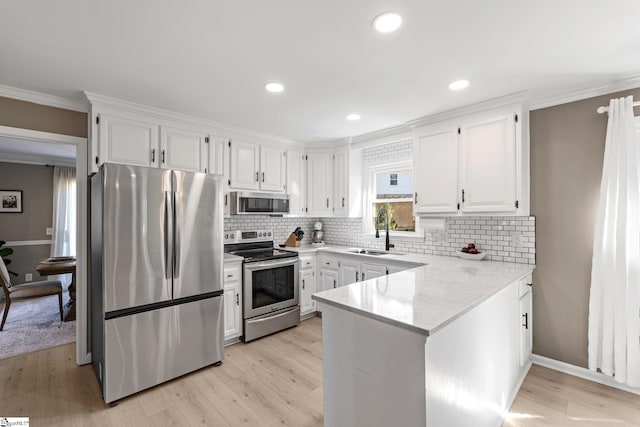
<box><xmin>531</xmin><ymin>354</ymin><xmax>640</xmax><ymax>396</ymax></box>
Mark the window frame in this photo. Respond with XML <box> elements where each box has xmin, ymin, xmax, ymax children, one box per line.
<box><xmin>364</xmin><ymin>159</ymin><xmax>423</xmax><ymax>240</ymax></box>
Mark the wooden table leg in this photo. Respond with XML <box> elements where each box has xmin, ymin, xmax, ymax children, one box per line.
<box><xmin>63</xmin><ymin>271</ymin><xmax>76</xmax><ymax>322</ymax></box>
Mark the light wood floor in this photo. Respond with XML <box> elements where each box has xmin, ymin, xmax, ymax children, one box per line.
<box><xmin>2</xmin><ymin>316</ymin><xmax>639</xmax><ymax>426</ymax></box>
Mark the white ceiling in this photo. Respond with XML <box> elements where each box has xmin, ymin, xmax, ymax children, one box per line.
<box><xmin>1</xmin><ymin>1</ymin><xmax>639</xmax><ymax>142</ymax></box>
<box><xmin>0</xmin><ymin>136</ymin><xmax>76</xmax><ymax>166</ymax></box>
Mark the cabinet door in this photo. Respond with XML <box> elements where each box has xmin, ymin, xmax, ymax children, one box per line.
<box><xmin>287</xmin><ymin>150</ymin><xmax>306</xmax><ymax>216</ymax></box>
<box><xmin>99</xmin><ymin>113</ymin><xmax>159</xmax><ymax>168</ymax></box>
<box><xmin>519</xmin><ymin>290</ymin><xmax>533</xmax><ymax>366</ymax></box>
<box><xmin>260</xmin><ymin>146</ymin><xmax>286</xmax><ymax>192</ymax></box>
<box><xmin>208</xmin><ymin>136</ymin><xmax>231</xmax><ymax>216</ymax></box>
<box><xmin>361</xmin><ymin>263</ymin><xmax>387</xmax><ymax>282</ymax></box>
<box><xmin>333</xmin><ymin>149</ymin><xmax>348</xmax><ymax>216</ymax></box>
<box><xmin>413</xmin><ymin>124</ymin><xmax>459</xmax><ymax>214</ymax></box>
<box><xmin>300</xmin><ymin>269</ymin><xmax>317</xmax><ymax>316</ymax></box>
<box><xmin>160</xmin><ymin>126</ymin><xmax>206</xmax><ymax>172</ymax></box>
<box><xmin>307</xmin><ymin>153</ymin><xmax>333</xmax><ymax>216</ymax></box>
<box><xmin>340</xmin><ymin>260</ymin><xmax>360</xmax><ymax>286</ymax></box>
<box><xmin>460</xmin><ymin>113</ymin><xmax>516</xmax><ymax>213</ymax></box>
<box><xmin>223</xmin><ymin>281</ymin><xmax>242</xmax><ymax>341</ymax></box>
<box><xmin>321</xmin><ymin>269</ymin><xmax>338</xmax><ymax>291</ymax></box>
<box><xmin>230</xmin><ymin>140</ymin><xmax>260</xmax><ymax>190</ymax></box>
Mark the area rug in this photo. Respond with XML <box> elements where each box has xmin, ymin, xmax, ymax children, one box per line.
<box><xmin>0</xmin><ymin>287</ymin><xmax>75</xmax><ymax>360</ymax></box>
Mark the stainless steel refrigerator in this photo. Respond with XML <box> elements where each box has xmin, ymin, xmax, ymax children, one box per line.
<box><xmin>90</xmin><ymin>163</ymin><xmax>224</xmax><ymax>403</ymax></box>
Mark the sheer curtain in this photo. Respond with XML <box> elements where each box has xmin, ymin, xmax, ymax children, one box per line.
<box><xmin>50</xmin><ymin>166</ymin><xmax>77</xmax><ymax>286</ymax></box>
<box><xmin>588</xmin><ymin>96</ymin><xmax>640</xmax><ymax>387</ymax></box>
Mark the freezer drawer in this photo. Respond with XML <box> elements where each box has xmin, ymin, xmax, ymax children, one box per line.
<box><xmin>103</xmin><ymin>296</ymin><xmax>223</xmax><ymax>403</ymax></box>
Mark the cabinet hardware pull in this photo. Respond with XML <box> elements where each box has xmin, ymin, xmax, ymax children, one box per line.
<box><xmin>95</xmin><ymin>156</ymin><xmax>99</xmax><ymax>165</ymax></box>
<box><xmin>256</xmin><ymin>171</ymin><xmax>259</xmax><ymax>182</ymax></box>
<box><xmin>333</xmin><ymin>280</ymin><xmax>336</xmax><ymax>288</ymax></box>
<box><xmin>236</xmin><ymin>293</ymin><xmax>239</xmax><ymax>305</ymax></box>
<box><xmin>356</xmin><ymin>271</ymin><xmax>359</xmax><ymax>282</ymax></box>
<box><xmin>462</xmin><ymin>189</ymin><xmax>465</xmax><ymax>203</ymax></box>
<box><xmin>302</xmin><ymin>279</ymin><xmax>305</xmax><ymax>290</ymax></box>
<box><xmin>527</xmin><ymin>283</ymin><xmax>533</xmax><ymax>287</ymax></box>
<box><xmin>161</xmin><ymin>150</ymin><xmax>166</xmax><ymax>163</ymax></box>
<box><xmin>522</xmin><ymin>313</ymin><xmax>528</xmax><ymax>329</ymax></box>
<box><xmin>362</xmin><ymin>273</ymin><xmax>365</xmax><ymax>281</ymax></box>
<box><xmin>414</xmin><ymin>192</ymin><xmax>418</xmax><ymax>204</ymax></box>
<box><xmin>151</xmin><ymin>149</ymin><xmax>156</xmax><ymax>163</ymax></box>
<box><xmin>262</xmin><ymin>172</ymin><xmax>265</xmax><ymax>182</ymax></box>
<box><xmin>326</xmin><ymin>198</ymin><xmax>329</xmax><ymax>208</ymax></box>
<box><xmin>386</xmin><ymin>268</ymin><xmax>389</xmax><ymax>275</ymax></box>
<box><xmin>225</xmin><ymin>194</ymin><xmax>228</xmax><ymax>206</ymax></box>
<box><xmin>342</xmin><ymin>197</ymin><xmax>345</xmax><ymax>207</ymax></box>
<box><xmin>325</xmin><ymin>262</ymin><xmax>330</xmax><ymax>265</ymax></box>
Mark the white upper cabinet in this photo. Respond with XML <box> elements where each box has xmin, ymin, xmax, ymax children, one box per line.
<box><xmin>287</xmin><ymin>149</ymin><xmax>306</xmax><ymax>216</ymax></box>
<box><xmin>307</xmin><ymin>152</ymin><xmax>333</xmax><ymax>216</ymax></box>
<box><xmin>413</xmin><ymin>124</ymin><xmax>459</xmax><ymax>215</ymax></box>
<box><xmin>160</xmin><ymin>125</ymin><xmax>206</xmax><ymax>173</ymax></box>
<box><xmin>459</xmin><ymin>111</ymin><xmax>517</xmax><ymax>213</ymax></box>
<box><xmin>333</xmin><ymin>149</ymin><xmax>348</xmax><ymax>216</ymax></box>
<box><xmin>207</xmin><ymin>135</ymin><xmax>227</xmax><ymax>176</ymax></box>
<box><xmin>98</xmin><ymin>113</ymin><xmax>159</xmax><ymax>168</ymax></box>
<box><xmin>230</xmin><ymin>139</ymin><xmax>260</xmax><ymax>190</ymax></box>
<box><xmin>260</xmin><ymin>146</ymin><xmax>286</xmax><ymax>192</ymax></box>
<box><xmin>411</xmin><ymin>103</ymin><xmax>527</xmax><ymax>216</ymax></box>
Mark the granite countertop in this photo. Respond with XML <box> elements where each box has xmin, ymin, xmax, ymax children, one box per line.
<box><xmin>311</xmin><ymin>251</ymin><xmax>534</xmax><ymax>337</ymax></box>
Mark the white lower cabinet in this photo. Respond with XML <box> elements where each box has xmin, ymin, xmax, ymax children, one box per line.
<box><xmin>223</xmin><ymin>262</ymin><xmax>242</xmax><ymax>342</ymax></box>
<box><xmin>339</xmin><ymin>258</ymin><xmax>391</xmax><ymax>286</ymax></box>
<box><xmin>321</xmin><ymin>269</ymin><xmax>339</xmax><ymax>292</ymax></box>
<box><xmin>299</xmin><ymin>255</ymin><xmax>317</xmax><ymax>318</ymax></box>
<box><xmin>519</xmin><ymin>275</ymin><xmax>533</xmax><ymax>366</ymax></box>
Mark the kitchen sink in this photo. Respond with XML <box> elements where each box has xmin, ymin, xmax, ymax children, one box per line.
<box><xmin>346</xmin><ymin>248</ymin><xmax>402</xmax><ymax>256</ymax></box>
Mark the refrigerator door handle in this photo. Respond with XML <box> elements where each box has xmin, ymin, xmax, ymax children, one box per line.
<box><xmin>173</xmin><ymin>185</ymin><xmax>181</xmax><ymax>280</ymax></box>
<box><xmin>164</xmin><ymin>191</ymin><xmax>173</xmax><ymax>280</ymax></box>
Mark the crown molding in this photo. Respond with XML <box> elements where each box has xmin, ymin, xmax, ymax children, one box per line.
<box><xmin>530</xmin><ymin>73</ymin><xmax>640</xmax><ymax>110</ymax></box>
<box><xmin>0</xmin><ymin>84</ymin><xmax>88</xmax><ymax>113</ymax></box>
<box><xmin>350</xmin><ymin>126</ymin><xmax>411</xmax><ymax>150</ymax></box>
<box><xmin>406</xmin><ymin>91</ymin><xmax>529</xmax><ymax>129</ymax></box>
<box><xmin>84</xmin><ymin>91</ymin><xmax>298</xmax><ymax>147</ymax></box>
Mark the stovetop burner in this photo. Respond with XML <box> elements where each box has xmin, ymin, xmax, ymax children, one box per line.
<box><xmin>223</xmin><ymin>229</ymin><xmax>298</xmax><ymax>263</ymax></box>
<box><xmin>229</xmin><ymin>247</ymin><xmax>297</xmax><ymax>263</ymax></box>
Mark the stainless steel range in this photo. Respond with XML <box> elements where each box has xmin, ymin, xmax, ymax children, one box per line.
<box><xmin>224</xmin><ymin>230</ymin><xmax>300</xmax><ymax>342</ymax></box>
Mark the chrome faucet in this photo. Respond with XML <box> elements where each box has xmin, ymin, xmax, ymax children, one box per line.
<box><xmin>375</xmin><ymin>207</ymin><xmax>395</xmax><ymax>251</ymax></box>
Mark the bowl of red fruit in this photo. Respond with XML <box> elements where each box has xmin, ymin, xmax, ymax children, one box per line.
<box><xmin>456</xmin><ymin>243</ymin><xmax>487</xmax><ymax>260</ymax></box>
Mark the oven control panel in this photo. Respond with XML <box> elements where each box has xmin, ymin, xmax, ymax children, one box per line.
<box><xmin>224</xmin><ymin>229</ymin><xmax>273</xmax><ymax>245</ymax></box>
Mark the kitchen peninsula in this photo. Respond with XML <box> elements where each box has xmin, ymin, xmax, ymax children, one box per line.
<box><xmin>312</xmin><ymin>256</ymin><xmax>534</xmax><ymax>427</ymax></box>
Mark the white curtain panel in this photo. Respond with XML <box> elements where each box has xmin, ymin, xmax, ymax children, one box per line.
<box><xmin>50</xmin><ymin>166</ymin><xmax>77</xmax><ymax>286</ymax></box>
<box><xmin>588</xmin><ymin>96</ymin><xmax>640</xmax><ymax>387</ymax></box>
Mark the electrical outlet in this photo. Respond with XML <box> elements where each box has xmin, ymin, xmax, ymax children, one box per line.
<box><xmin>25</xmin><ymin>273</ymin><xmax>33</xmax><ymax>282</ymax></box>
<box><xmin>46</xmin><ymin>227</ymin><xmax>53</xmax><ymax>236</ymax></box>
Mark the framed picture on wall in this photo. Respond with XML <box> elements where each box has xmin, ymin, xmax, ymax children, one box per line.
<box><xmin>0</xmin><ymin>190</ymin><xmax>23</xmax><ymax>213</ymax></box>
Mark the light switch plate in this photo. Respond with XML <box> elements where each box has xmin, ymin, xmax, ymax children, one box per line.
<box><xmin>46</xmin><ymin>227</ymin><xmax>53</xmax><ymax>236</ymax></box>
<box><xmin>25</xmin><ymin>273</ymin><xmax>33</xmax><ymax>282</ymax></box>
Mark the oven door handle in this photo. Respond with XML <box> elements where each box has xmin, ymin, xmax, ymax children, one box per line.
<box><xmin>248</xmin><ymin>306</ymin><xmax>299</xmax><ymax>324</ymax></box>
<box><xmin>244</xmin><ymin>258</ymin><xmax>299</xmax><ymax>271</ymax></box>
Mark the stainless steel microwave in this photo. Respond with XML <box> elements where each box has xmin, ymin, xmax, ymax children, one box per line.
<box><xmin>230</xmin><ymin>191</ymin><xmax>290</xmax><ymax>215</ymax></box>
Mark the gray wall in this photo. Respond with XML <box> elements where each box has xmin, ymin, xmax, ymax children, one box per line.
<box><xmin>0</xmin><ymin>96</ymin><xmax>87</xmax><ymax>138</ymax></box>
<box><xmin>0</xmin><ymin>161</ymin><xmax>54</xmax><ymax>283</ymax></box>
<box><xmin>530</xmin><ymin>87</ymin><xmax>640</xmax><ymax>368</ymax></box>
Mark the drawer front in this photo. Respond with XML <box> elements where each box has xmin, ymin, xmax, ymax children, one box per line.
<box><xmin>300</xmin><ymin>255</ymin><xmax>316</xmax><ymax>270</ymax></box>
<box><xmin>320</xmin><ymin>255</ymin><xmax>339</xmax><ymax>270</ymax></box>
<box><xmin>519</xmin><ymin>273</ymin><xmax>533</xmax><ymax>296</ymax></box>
<box><xmin>224</xmin><ymin>264</ymin><xmax>242</xmax><ymax>283</ymax></box>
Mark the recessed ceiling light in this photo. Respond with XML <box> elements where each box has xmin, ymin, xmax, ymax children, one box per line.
<box><xmin>346</xmin><ymin>114</ymin><xmax>361</xmax><ymax>121</ymax></box>
<box><xmin>448</xmin><ymin>80</ymin><xmax>470</xmax><ymax>91</ymax></box>
<box><xmin>265</xmin><ymin>82</ymin><xmax>284</xmax><ymax>93</ymax></box>
<box><xmin>372</xmin><ymin>12</ymin><xmax>402</xmax><ymax>33</ymax></box>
